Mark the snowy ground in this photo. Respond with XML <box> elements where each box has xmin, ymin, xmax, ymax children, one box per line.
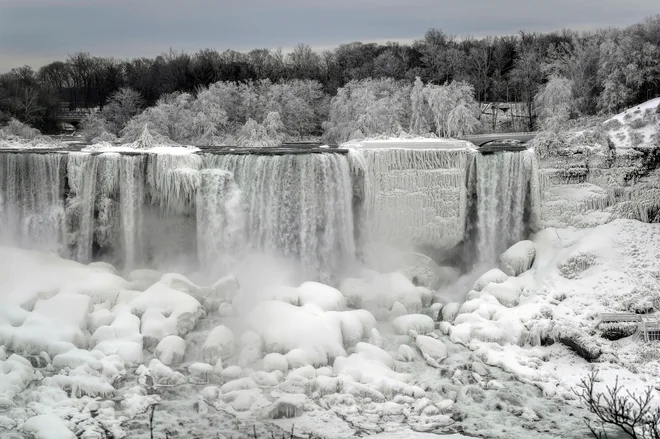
<box><xmin>3</xmin><ymin>217</ymin><xmax>660</xmax><ymax>438</ymax></box>
<box><xmin>604</xmin><ymin>97</ymin><xmax>659</xmax><ymax>149</ymax></box>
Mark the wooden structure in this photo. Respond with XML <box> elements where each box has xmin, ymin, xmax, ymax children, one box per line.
<box><xmin>598</xmin><ymin>312</ymin><xmax>660</xmax><ymax>342</ymax></box>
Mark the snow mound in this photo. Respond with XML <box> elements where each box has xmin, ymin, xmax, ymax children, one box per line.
<box><xmin>500</xmin><ymin>240</ymin><xmax>536</xmax><ymax>276</ymax></box>
<box><xmin>23</xmin><ymin>414</ymin><xmax>76</xmax><ymax>439</ymax></box>
<box><xmin>130</xmin><ymin>281</ymin><xmax>204</xmax><ymax>346</ymax></box>
<box><xmin>473</xmin><ymin>268</ymin><xmax>508</xmax><ymax>291</ymax></box>
<box><xmin>202</xmin><ymin>325</ymin><xmax>235</xmax><ymax>364</ymax></box>
<box><xmin>298</xmin><ymin>282</ymin><xmax>346</xmax><ymax>311</ymax></box>
<box><xmin>248</xmin><ymin>300</ymin><xmax>374</xmax><ymax>366</ymax></box>
<box><xmin>154</xmin><ymin>335</ymin><xmax>186</xmax><ymax>365</ymax></box>
<box><xmin>392</xmin><ymin>314</ymin><xmax>435</xmax><ymax>335</ymax></box>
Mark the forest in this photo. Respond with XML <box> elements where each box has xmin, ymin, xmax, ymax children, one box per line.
<box><xmin>1</xmin><ymin>15</ymin><xmax>659</xmax><ymax>144</ymax></box>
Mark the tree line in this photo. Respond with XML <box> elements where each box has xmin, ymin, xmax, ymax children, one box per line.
<box><xmin>1</xmin><ymin>15</ymin><xmax>659</xmax><ymax>134</ymax></box>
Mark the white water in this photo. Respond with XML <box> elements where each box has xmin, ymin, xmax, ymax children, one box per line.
<box><xmin>0</xmin><ymin>148</ymin><xmax>540</xmax><ymax>279</ymax></box>
<box><xmin>204</xmin><ymin>154</ymin><xmax>356</xmax><ymax>281</ymax></box>
<box><xmin>474</xmin><ymin>150</ymin><xmax>540</xmax><ymax>264</ymax></box>
<box><xmin>120</xmin><ymin>155</ymin><xmax>146</xmax><ymax>271</ymax></box>
<box><xmin>196</xmin><ymin>169</ymin><xmax>246</xmax><ymax>278</ymax></box>
<box><xmin>0</xmin><ymin>153</ymin><xmax>66</xmax><ymax>253</ymax></box>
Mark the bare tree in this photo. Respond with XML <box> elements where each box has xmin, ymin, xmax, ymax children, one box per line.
<box><xmin>574</xmin><ymin>371</ymin><xmax>660</xmax><ymax>439</ymax></box>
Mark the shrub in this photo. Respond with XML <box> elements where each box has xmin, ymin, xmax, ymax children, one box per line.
<box><xmin>629</xmin><ymin>118</ymin><xmax>649</xmax><ymax>130</ymax></box>
<box><xmin>602</xmin><ymin>119</ymin><xmax>623</xmax><ymax>131</ymax></box>
<box><xmin>0</xmin><ymin>118</ymin><xmax>41</xmax><ymax>140</ymax></box>
<box><xmin>629</xmin><ymin>130</ymin><xmax>644</xmax><ymax>146</ymax></box>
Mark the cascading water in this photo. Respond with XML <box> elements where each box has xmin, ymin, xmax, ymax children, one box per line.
<box><xmin>0</xmin><ymin>153</ymin><xmax>66</xmax><ymax>253</ymax></box>
<box><xmin>196</xmin><ymin>169</ymin><xmax>246</xmax><ymax>278</ymax></box>
<box><xmin>472</xmin><ymin>150</ymin><xmax>540</xmax><ymax>265</ymax></box>
<box><xmin>69</xmin><ymin>153</ymin><xmax>99</xmax><ymax>263</ymax></box>
<box><xmin>120</xmin><ymin>155</ymin><xmax>146</xmax><ymax>271</ymax></box>
<box><xmin>203</xmin><ymin>153</ymin><xmax>356</xmax><ymax>281</ymax></box>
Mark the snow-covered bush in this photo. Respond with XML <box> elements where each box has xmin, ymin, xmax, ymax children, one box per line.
<box><xmin>0</xmin><ymin>118</ymin><xmax>42</xmax><ymax>140</ymax></box>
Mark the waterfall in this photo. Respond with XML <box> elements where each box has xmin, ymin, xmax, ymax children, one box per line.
<box><xmin>120</xmin><ymin>155</ymin><xmax>146</xmax><ymax>271</ymax></box>
<box><xmin>204</xmin><ymin>153</ymin><xmax>355</xmax><ymax>281</ymax></box>
<box><xmin>473</xmin><ymin>150</ymin><xmax>540</xmax><ymax>264</ymax></box>
<box><xmin>196</xmin><ymin>169</ymin><xmax>246</xmax><ymax>278</ymax></box>
<box><xmin>0</xmin><ymin>153</ymin><xmax>66</xmax><ymax>253</ymax></box>
<box><xmin>72</xmin><ymin>154</ymin><xmax>99</xmax><ymax>263</ymax></box>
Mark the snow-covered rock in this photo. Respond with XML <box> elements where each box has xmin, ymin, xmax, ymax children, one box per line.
<box><xmin>154</xmin><ymin>335</ymin><xmax>186</xmax><ymax>365</ymax></box>
<box><xmin>500</xmin><ymin>240</ymin><xmax>536</xmax><ymax>276</ymax></box>
<box><xmin>202</xmin><ymin>325</ymin><xmax>235</xmax><ymax>364</ymax></box>
<box><xmin>392</xmin><ymin>314</ymin><xmax>435</xmax><ymax>335</ymax></box>
<box><xmin>263</xmin><ymin>353</ymin><xmax>288</xmax><ymax>374</ymax></box>
<box><xmin>473</xmin><ymin>269</ymin><xmax>508</xmax><ymax>292</ymax></box>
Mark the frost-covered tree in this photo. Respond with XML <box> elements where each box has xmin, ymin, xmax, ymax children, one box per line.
<box><xmin>79</xmin><ymin>111</ymin><xmax>112</xmax><ymax>142</ymax></box>
<box><xmin>447</xmin><ymin>104</ymin><xmax>480</xmax><ymax>136</ymax></box>
<box><xmin>102</xmin><ymin>87</ymin><xmax>144</xmax><ymax>133</ymax></box>
<box><xmin>409</xmin><ymin>77</ymin><xmax>430</xmax><ymax>135</ymax></box>
<box><xmin>425</xmin><ymin>81</ymin><xmax>480</xmax><ymax>137</ymax></box>
<box><xmin>263</xmin><ymin>111</ymin><xmax>286</xmax><ymax>144</ymax></box>
<box><xmin>322</xmin><ymin>78</ymin><xmax>411</xmax><ymax>143</ymax></box>
<box><xmin>237</xmin><ymin>112</ymin><xmax>286</xmax><ymax>147</ymax></box>
<box><xmin>534</xmin><ymin>75</ymin><xmax>574</xmax><ymax>131</ymax></box>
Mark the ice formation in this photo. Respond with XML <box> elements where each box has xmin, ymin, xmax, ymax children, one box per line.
<box><xmin>348</xmin><ymin>145</ymin><xmax>474</xmax><ymax>250</ymax></box>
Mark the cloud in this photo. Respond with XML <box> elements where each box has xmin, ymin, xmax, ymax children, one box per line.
<box><xmin>0</xmin><ymin>0</ymin><xmax>657</xmax><ymax>71</ymax></box>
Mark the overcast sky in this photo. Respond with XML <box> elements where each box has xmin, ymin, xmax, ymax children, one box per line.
<box><xmin>0</xmin><ymin>0</ymin><xmax>657</xmax><ymax>72</ymax></box>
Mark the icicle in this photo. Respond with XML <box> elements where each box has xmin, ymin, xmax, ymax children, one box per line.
<box><xmin>0</xmin><ymin>153</ymin><xmax>67</xmax><ymax>254</ymax></box>
<box><xmin>347</xmin><ymin>147</ymin><xmax>474</xmax><ymax>251</ymax></box>
<box><xmin>96</xmin><ymin>153</ymin><xmax>121</xmax><ymax>198</ymax></box>
<box><xmin>146</xmin><ymin>154</ymin><xmax>202</xmax><ymax>214</ymax></box>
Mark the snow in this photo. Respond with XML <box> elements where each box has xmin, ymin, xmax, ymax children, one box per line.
<box><xmin>500</xmin><ymin>240</ymin><xmax>536</xmax><ymax>276</ymax></box>
<box><xmin>604</xmin><ymin>97</ymin><xmax>660</xmax><ymax>149</ymax></box>
<box><xmin>392</xmin><ymin>314</ymin><xmax>435</xmax><ymax>335</ymax></box>
<box><xmin>23</xmin><ymin>414</ymin><xmax>76</xmax><ymax>439</ymax></box>
<box><xmin>154</xmin><ymin>335</ymin><xmax>186</xmax><ymax>365</ymax></box>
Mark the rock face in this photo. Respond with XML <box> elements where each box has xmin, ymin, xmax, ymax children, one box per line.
<box><xmin>538</xmin><ymin>139</ymin><xmax>660</xmax><ymax>229</ymax></box>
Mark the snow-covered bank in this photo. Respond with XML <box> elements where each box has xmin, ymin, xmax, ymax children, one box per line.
<box><xmin>4</xmin><ymin>217</ymin><xmax>660</xmax><ymax>438</ymax></box>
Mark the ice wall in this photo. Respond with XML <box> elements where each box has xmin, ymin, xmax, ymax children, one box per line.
<box><xmin>0</xmin><ymin>153</ymin><xmax>66</xmax><ymax>253</ymax></box>
<box><xmin>348</xmin><ymin>146</ymin><xmax>474</xmax><ymax>251</ymax></box>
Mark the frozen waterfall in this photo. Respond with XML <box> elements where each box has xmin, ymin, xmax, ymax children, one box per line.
<box><xmin>348</xmin><ymin>147</ymin><xmax>473</xmax><ymax>251</ymax></box>
<box><xmin>0</xmin><ymin>146</ymin><xmax>540</xmax><ymax>280</ymax></box>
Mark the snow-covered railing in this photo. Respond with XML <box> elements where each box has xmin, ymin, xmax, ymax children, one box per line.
<box><xmin>599</xmin><ymin>313</ymin><xmax>641</xmax><ymax>324</ymax></box>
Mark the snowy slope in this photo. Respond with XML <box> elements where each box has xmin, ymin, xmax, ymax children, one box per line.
<box><xmin>603</xmin><ymin>97</ymin><xmax>660</xmax><ymax>149</ymax></box>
